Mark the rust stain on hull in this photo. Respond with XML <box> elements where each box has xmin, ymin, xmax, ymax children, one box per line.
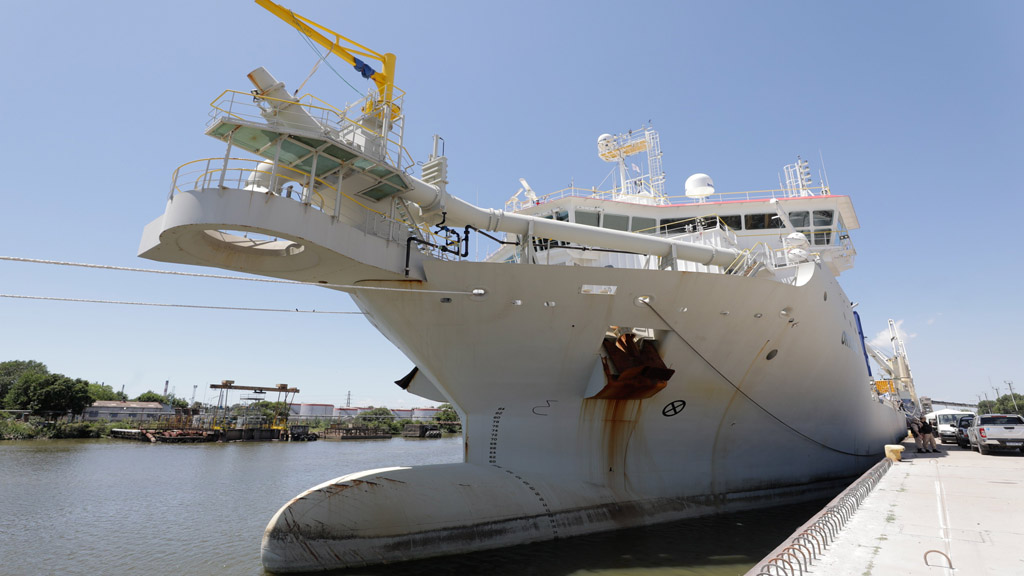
<box><xmin>590</xmin><ymin>334</ymin><xmax>673</xmax><ymax>399</ymax></box>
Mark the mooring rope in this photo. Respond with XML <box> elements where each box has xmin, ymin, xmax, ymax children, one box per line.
<box><xmin>644</xmin><ymin>300</ymin><xmax>882</xmax><ymax>457</ymax></box>
<box><xmin>0</xmin><ymin>256</ymin><xmax>473</xmax><ymax>295</ymax></box>
<box><xmin>0</xmin><ymin>293</ymin><xmax>360</xmax><ymax>314</ymax></box>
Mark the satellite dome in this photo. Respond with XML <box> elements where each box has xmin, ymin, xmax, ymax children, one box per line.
<box><xmin>597</xmin><ymin>134</ymin><xmax>618</xmax><ymax>160</ymax></box>
<box><xmin>784</xmin><ymin>232</ymin><xmax>810</xmax><ymax>249</ymax></box>
<box><xmin>684</xmin><ymin>173</ymin><xmax>715</xmax><ymax>198</ymax></box>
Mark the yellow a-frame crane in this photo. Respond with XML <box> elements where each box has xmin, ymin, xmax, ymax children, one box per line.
<box><xmin>209</xmin><ymin>380</ymin><xmax>300</xmax><ymax>430</ymax></box>
<box><xmin>255</xmin><ymin>0</ymin><xmax>397</xmax><ymax>111</ymax></box>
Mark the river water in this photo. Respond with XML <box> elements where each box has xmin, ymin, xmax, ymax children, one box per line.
<box><xmin>0</xmin><ymin>437</ymin><xmax>829</xmax><ymax>576</ymax></box>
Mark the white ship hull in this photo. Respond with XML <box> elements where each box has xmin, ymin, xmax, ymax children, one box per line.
<box><xmin>138</xmin><ymin>28</ymin><xmax>907</xmax><ymax>566</ymax></box>
<box><xmin>141</xmin><ymin>186</ymin><xmax>905</xmax><ymax>572</ymax></box>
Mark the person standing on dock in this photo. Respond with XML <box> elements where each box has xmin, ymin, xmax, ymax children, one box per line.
<box><xmin>910</xmin><ymin>417</ymin><xmax>924</xmax><ymax>453</ymax></box>
<box><xmin>919</xmin><ymin>418</ymin><xmax>938</xmax><ymax>453</ymax></box>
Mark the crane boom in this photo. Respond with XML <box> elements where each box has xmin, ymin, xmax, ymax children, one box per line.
<box><xmin>254</xmin><ymin>0</ymin><xmax>396</xmax><ymax>107</ymax></box>
<box><xmin>210</xmin><ymin>380</ymin><xmax>300</xmax><ymax>394</ymax></box>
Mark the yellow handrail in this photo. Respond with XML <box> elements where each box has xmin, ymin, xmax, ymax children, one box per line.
<box><xmin>207</xmin><ymin>89</ymin><xmax>416</xmax><ymax>173</ymax></box>
<box><xmin>168</xmin><ymin>157</ymin><xmax>411</xmax><ymax>226</ymax></box>
<box><xmin>509</xmin><ymin>184</ymin><xmax>833</xmax><ymax>212</ymax></box>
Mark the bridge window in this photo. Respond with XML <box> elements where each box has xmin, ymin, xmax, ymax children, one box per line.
<box><xmin>575</xmin><ymin>210</ymin><xmax>600</xmax><ymax>227</ymax></box>
<box><xmin>719</xmin><ymin>215</ymin><xmax>742</xmax><ymax>230</ymax></box>
<box><xmin>788</xmin><ymin>210</ymin><xmax>834</xmax><ymax>245</ymax></box>
<box><xmin>660</xmin><ymin>218</ymin><xmax>689</xmax><ymax>234</ymax></box>
<box><xmin>603</xmin><ymin>213</ymin><xmax>629</xmax><ymax>231</ymax></box>
<box><xmin>744</xmin><ymin>213</ymin><xmax>785</xmax><ymax>230</ymax></box>
<box><xmin>788</xmin><ymin>211</ymin><xmax>809</xmax><ymax>227</ymax></box>
<box><xmin>631</xmin><ymin>216</ymin><xmax>657</xmax><ymax>234</ymax></box>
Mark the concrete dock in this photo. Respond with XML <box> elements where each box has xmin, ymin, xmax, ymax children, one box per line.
<box><xmin>749</xmin><ymin>438</ymin><xmax>1024</xmax><ymax>575</ymax></box>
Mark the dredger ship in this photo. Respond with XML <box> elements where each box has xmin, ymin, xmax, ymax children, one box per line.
<box><xmin>138</xmin><ymin>1</ymin><xmax>910</xmax><ymax>571</ymax></box>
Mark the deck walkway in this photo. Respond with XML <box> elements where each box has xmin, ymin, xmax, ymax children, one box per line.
<box><xmin>750</xmin><ymin>438</ymin><xmax>1024</xmax><ymax>575</ymax></box>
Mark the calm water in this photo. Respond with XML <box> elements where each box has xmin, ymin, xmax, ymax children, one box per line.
<box><xmin>0</xmin><ymin>438</ymin><xmax>828</xmax><ymax>576</ymax></box>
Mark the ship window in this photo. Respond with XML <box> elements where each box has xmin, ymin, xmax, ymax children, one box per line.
<box><xmin>555</xmin><ymin>210</ymin><xmax>569</xmax><ymax>222</ymax></box>
<box><xmin>813</xmin><ymin>231</ymin><xmax>832</xmax><ymax>245</ymax></box>
<box><xmin>719</xmin><ymin>215</ymin><xmax>742</xmax><ymax>230</ymax></box>
<box><xmin>788</xmin><ymin>211</ymin><xmax>810</xmax><ymax>228</ymax></box>
<box><xmin>631</xmin><ymin>216</ymin><xmax>657</xmax><ymax>234</ymax></box>
<box><xmin>660</xmin><ymin>218</ymin><xmax>689</xmax><ymax>234</ymax></box>
<box><xmin>603</xmin><ymin>213</ymin><xmax>629</xmax><ymax>231</ymax></box>
<box><xmin>575</xmin><ymin>210</ymin><xmax>600</xmax><ymax>227</ymax></box>
<box><xmin>744</xmin><ymin>213</ymin><xmax>785</xmax><ymax>230</ymax></box>
<box><xmin>813</xmin><ymin>210</ymin><xmax>834</xmax><ymax>226</ymax></box>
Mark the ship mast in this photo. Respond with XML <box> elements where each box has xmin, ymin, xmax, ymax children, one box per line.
<box><xmin>596</xmin><ymin>126</ymin><xmax>666</xmax><ymax>204</ymax></box>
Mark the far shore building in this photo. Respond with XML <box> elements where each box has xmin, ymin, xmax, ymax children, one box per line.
<box><xmin>411</xmin><ymin>407</ymin><xmax>440</xmax><ymax>421</ymax></box>
<box><xmin>288</xmin><ymin>403</ymin><xmax>335</xmax><ymax>421</ymax></box>
<box><xmin>333</xmin><ymin>407</ymin><xmax>369</xmax><ymax>419</ymax></box>
<box><xmin>84</xmin><ymin>401</ymin><xmax>173</xmax><ymax>422</ymax></box>
<box><xmin>388</xmin><ymin>407</ymin><xmax>441</xmax><ymax>421</ymax></box>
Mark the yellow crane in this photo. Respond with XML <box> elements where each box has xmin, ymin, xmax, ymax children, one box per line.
<box><xmin>209</xmin><ymin>380</ymin><xmax>300</xmax><ymax>395</ymax></box>
<box><xmin>210</xmin><ymin>380</ymin><xmax>299</xmax><ymax>430</ymax></box>
<box><xmin>255</xmin><ymin>0</ymin><xmax>397</xmax><ymax>113</ymax></box>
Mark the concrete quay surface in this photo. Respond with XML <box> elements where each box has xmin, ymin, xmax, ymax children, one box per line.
<box><xmin>758</xmin><ymin>438</ymin><xmax>1024</xmax><ymax>575</ymax></box>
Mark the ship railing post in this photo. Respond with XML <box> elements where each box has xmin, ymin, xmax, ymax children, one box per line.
<box><xmin>271</xmin><ymin>137</ymin><xmax>284</xmax><ymax>196</ymax></box>
<box><xmin>219</xmin><ymin>134</ymin><xmax>233</xmax><ymax>189</ymax></box>
<box><xmin>523</xmin><ymin>221</ymin><xmax>535</xmax><ymax>264</ymax></box>
<box><xmin>168</xmin><ymin>170</ymin><xmax>177</xmax><ymax>200</ymax></box>
<box><xmin>396</xmin><ymin>113</ymin><xmax>406</xmax><ymax>172</ymax></box>
<box><xmin>333</xmin><ymin>172</ymin><xmax>342</xmax><ymax>220</ymax></box>
<box><xmin>304</xmin><ymin>150</ymin><xmax>319</xmax><ymax>205</ymax></box>
<box><xmin>380</xmin><ymin>106</ymin><xmax>391</xmax><ymax>163</ymax></box>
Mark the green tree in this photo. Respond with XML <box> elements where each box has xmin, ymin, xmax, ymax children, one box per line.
<box><xmin>993</xmin><ymin>394</ymin><xmax>1023</xmax><ymax>415</ymax></box>
<box><xmin>354</xmin><ymin>407</ymin><xmax>398</xmax><ymax>433</ymax></box>
<box><xmin>3</xmin><ymin>372</ymin><xmax>42</xmax><ymax>410</ymax></box>
<box><xmin>88</xmin><ymin>382</ymin><xmax>127</xmax><ymax>402</ymax></box>
<box><xmin>36</xmin><ymin>376</ymin><xmax>92</xmax><ymax>417</ymax></box>
<box><xmin>0</xmin><ymin>360</ymin><xmax>49</xmax><ymax>408</ymax></box>
<box><xmin>435</xmin><ymin>403</ymin><xmax>461</xmax><ymax>433</ymax></box>
<box><xmin>136</xmin><ymin>391</ymin><xmax>168</xmax><ymax>404</ymax></box>
<box><xmin>4</xmin><ymin>373</ymin><xmax>91</xmax><ymax>417</ymax></box>
<box><xmin>166</xmin><ymin>395</ymin><xmax>189</xmax><ymax>410</ymax></box>
<box><xmin>252</xmin><ymin>400</ymin><xmax>290</xmax><ymax>422</ymax></box>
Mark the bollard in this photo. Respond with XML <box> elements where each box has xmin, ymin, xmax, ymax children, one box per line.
<box><xmin>884</xmin><ymin>444</ymin><xmax>905</xmax><ymax>462</ymax></box>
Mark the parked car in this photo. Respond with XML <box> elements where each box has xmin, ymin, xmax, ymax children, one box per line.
<box><xmin>967</xmin><ymin>414</ymin><xmax>1024</xmax><ymax>454</ymax></box>
<box><xmin>926</xmin><ymin>409</ymin><xmax>976</xmax><ymax>444</ymax></box>
<box><xmin>955</xmin><ymin>414</ymin><xmax>974</xmax><ymax>449</ymax></box>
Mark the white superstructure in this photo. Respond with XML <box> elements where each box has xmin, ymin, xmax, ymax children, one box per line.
<box><xmin>137</xmin><ymin>3</ymin><xmax>907</xmax><ymax>572</ymax></box>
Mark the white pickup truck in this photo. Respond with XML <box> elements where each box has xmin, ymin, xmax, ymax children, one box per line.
<box><xmin>967</xmin><ymin>414</ymin><xmax>1024</xmax><ymax>455</ymax></box>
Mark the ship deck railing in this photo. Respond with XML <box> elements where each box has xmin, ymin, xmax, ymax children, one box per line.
<box><xmin>165</xmin><ymin>156</ymin><xmax>418</xmax><ymax>245</ymax></box>
<box><xmin>207</xmin><ymin>88</ymin><xmax>415</xmax><ymax>174</ymax></box>
<box><xmin>505</xmin><ymin>185</ymin><xmax>833</xmax><ymax>212</ymax></box>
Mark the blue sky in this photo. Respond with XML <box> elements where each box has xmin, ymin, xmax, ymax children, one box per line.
<box><xmin>1</xmin><ymin>1</ymin><xmax>1021</xmax><ymax>408</ymax></box>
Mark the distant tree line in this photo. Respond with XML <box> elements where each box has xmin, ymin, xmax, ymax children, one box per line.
<box><xmin>976</xmin><ymin>394</ymin><xmax>1023</xmax><ymax>416</ymax></box>
<box><xmin>3</xmin><ymin>359</ymin><xmax>464</xmax><ymax>438</ymax></box>
<box><xmin>1</xmin><ymin>359</ymin><xmax>186</xmax><ymax>419</ymax></box>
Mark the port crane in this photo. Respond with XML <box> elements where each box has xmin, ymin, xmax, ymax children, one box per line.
<box><xmin>210</xmin><ymin>380</ymin><xmax>299</xmax><ymax>403</ymax></box>
<box><xmin>209</xmin><ymin>380</ymin><xmax>300</xmax><ymax>430</ymax></box>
